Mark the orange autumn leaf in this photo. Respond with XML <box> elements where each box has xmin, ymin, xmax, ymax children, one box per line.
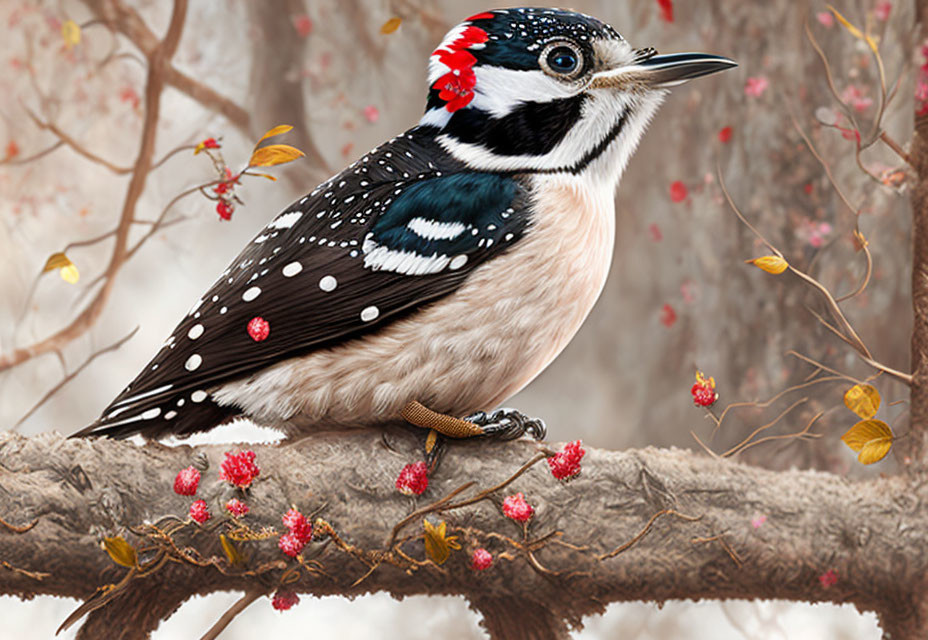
<box><xmin>843</xmin><ymin>384</ymin><xmax>880</xmax><ymax>419</ymax></box>
<box><xmin>248</xmin><ymin>144</ymin><xmax>305</xmax><ymax>168</ymax></box>
<box><xmin>423</xmin><ymin>519</ymin><xmax>460</xmax><ymax>565</ymax></box>
<box><xmin>220</xmin><ymin>534</ymin><xmax>246</xmax><ymax>566</ymax></box>
<box><xmin>746</xmin><ymin>255</ymin><xmax>788</xmax><ymax>274</ymax></box>
<box><xmin>256</xmin><ymin>124</ymin><xmax>294</xmax><ymax>145</ymax></box>
<box><xmin>102</xmin><ymin>536</ymin><xmax>137</xmax><ymax>568</ymax></box>
<box><xmin>380</xmin><ymin>17</ymin><xmax>402</xmax><ymax>34</ymax></box>
<box><xmin>841</xmin><ymin>419</ymin><xmax>893</xmax><ymax>465</ymax></box>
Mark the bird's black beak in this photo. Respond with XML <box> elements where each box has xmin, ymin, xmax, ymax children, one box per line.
<box><xmin>589</xmin><ymin>52</ymin><xmax>736</xmax><ymax>90</ymax></box>
<box><xmin>637</xmin><ymin>53</ymin><xmax>737</xmax><ymax>87</ymax></box>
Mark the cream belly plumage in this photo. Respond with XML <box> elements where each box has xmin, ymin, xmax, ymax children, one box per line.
<box><xmin>74</xmin><ymin>7</ymin><xmax>733</xmax><ymax>442</ymax></box>
<box><xmin>210</xmin><ymin>172</ymin><xmax>616</xmax><ymax>435</ymax></box>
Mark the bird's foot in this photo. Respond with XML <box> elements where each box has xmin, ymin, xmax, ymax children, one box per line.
<box><xmin>461</xmin><ymin>408</ymin><xmax>547</xmax><ymax>441</ymax></box>
<box><xmin>402</xmin><ymin>401</ymin><xmax>546</xmax><ymax>441</ymax></box>
<box><xmin>402</xmin><ymin>401</ymin><xmax>546</xmax><ymax>474</ymax></box>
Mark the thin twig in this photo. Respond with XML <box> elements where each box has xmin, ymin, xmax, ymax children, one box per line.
<box><xmin>721</xmin><ymin>399</ymin><xmax>809</xmax><ymax>458</ymax></box>
<box><xmin>599</xmin><ymin>509</ymin><xmax>702</xmax><ymax>560</ymax></box>
<box><xmin>198</xmin><ymin>591</ymin><xmax>263</xmax><ymax>640</ymax></box>
<box><xmin>11</xmin><ymin>327</ymin><xmax>139</xmax><ymax>430</ymax></box>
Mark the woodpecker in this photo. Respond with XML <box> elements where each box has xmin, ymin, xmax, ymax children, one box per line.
<box><xmin>74</xmin><ymin>7</ymin><xmax>735</xmax><ymax>444</ymax></box>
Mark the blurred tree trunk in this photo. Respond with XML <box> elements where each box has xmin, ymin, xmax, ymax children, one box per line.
<box><xmin>911</xmin><ymin>0</ymin><xmax>928</xmax><ymax>464</ymax></box>
<box><xmin>246</xmin><ymin>0</ymin><xmax>331</xmax><ymax>186</ymax></box>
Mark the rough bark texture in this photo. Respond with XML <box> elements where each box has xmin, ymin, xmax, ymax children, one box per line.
<box><xmin>912</xmin><ymin>0</ymin><xmax>928</xmax><ymax>465</ymax></box>
<box><xmin>0</xmin><ymin>429</ymin><xmax>924</xmax><ymax>639</ymax></box>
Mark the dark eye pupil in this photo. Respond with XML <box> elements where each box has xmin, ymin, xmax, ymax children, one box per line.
<box><xmin>548</xmin><ymin>47</ymin><xmax>578</xmax><ymax>73</ymax></box>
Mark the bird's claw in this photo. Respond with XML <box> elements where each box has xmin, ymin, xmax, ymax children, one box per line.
<box><xmin>463</xmin><ymin>408</ymin><xmax>547</xmax><ymax>441</ymax></box>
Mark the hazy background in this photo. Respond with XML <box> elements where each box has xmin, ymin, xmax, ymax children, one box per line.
<box><xmin>0</xmin><ymin>0</ymin><xmax>911</xmax><ymax>637</ymax></box>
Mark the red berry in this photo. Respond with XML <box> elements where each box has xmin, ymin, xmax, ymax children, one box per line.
<box><xmin>247</xmin><ymin>316</ymin><xmax>270</xmax><ymax>342</ymax></box>
<box><xmin>225</xmin><ymin>498</ymin><xmax>249</xmax><ymax>517</ymax></box>
<box><xmin>271</xmin><ymin>589</ymin><xmax>300</xmax><ymax>611</ymax></box>
<box><xmin>173</xmin><ymin>466</ymin><xmax>200</xmax><ymax>496</ymax></box>
<box><xmin>216</xmin><ymin>200</ymin><xmax>234</xmax><ymax>220</ymax></box>
<box><xmin>202</xmin><ymin>137</ymin><xmax>219</xmax><ymax>149</ymax></box>
<box><xmin>669</xmin><ymin>180</ymin><xmax>688</xmax><ymax>203</ymax></box>
<box><xmin>691</xmin><ymin>383</ymin><xmax>718</xmax><ymax>407</ymax></box>
<box><xmin>278</xmin><ymin>532</ymin><xmax>305</xmax><ymax>557</ymax></box>
<box><xmin>502</xmin><ymin>492</ymin><xmax>534</xmax><ymax>522</ymax></box>
<box><xmin>219</xmin><ymin>450</ymin><xmax>260</xmax><ymax>489</ymax></box>
<box><xmin>471</xmin><ymin>548</ymin><xmax>493</xmax><ymax>571</ymax></box>
<box><xmin>547</xmin><ymin>440</ymin><xmax>586</xmax><ymax>480</ymax></box>
<box><xmin>718</xmin><ymin>126</ymin><xmax>733</xmax><ymax>143</ymax></box>
<box><xmin>395</xmin><ymin>461</ymin><xmax>429</xmax><ymax>496</ymax></box>
<box><xmin>282</xmin><ymin>508</ymin><xmax>313</xmax><ymax>543</ymax></box>
<box><xmin>189</xmin><ymin>499</ymin><xmax>210</xmax><ymax>524</ymax></box>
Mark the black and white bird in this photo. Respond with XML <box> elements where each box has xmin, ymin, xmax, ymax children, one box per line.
<box><xmin>74</xmin><ymin>7</ymin><xmax>734</xmax><ymax>444</ymax></box>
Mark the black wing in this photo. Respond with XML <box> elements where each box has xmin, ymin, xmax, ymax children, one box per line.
<box><xmin>76</xmin><ymin>127</ymin><xmax>532</xmax><ymax>439</ymax></box>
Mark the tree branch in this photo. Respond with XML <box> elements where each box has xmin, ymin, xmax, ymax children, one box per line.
<box><xmin>0</xmin><ymin>0</ymin><xmax>187</xmax><ymax>375</ymax></box>
<box><xmin>0</xmin><ymin>429</ymin><xmax>925</xmax><ymax>639</ymax></box>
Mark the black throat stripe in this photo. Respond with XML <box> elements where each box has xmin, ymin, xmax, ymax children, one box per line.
<box><xmin>534</xmin><ymin>109</ymin><xmax>629</xmax><ymax>175</ymax></box>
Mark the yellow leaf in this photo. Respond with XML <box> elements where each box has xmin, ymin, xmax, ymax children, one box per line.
<box><xmin>248</xmin><ymin>144</ymin><xmax>305</xmax><ymax>168</ymax></box>
<box><xmin>43</xmin><ymin>252</ymin><xmax>79</xmax><ymax>283</ymax></box>
<box><xmin>843</xmin><ymin>384</ymin><xmax>880</xmax><ymax>419</ymax></box>
<box><xmin>43</xmin><ymin>252</ymin><xmax>72</xmax><ymax>272</ymax></box>
<box><xmin>62</xmin><ymin>19</ymin><xmax>81</xmax><ymax>48</ymax></box>
<box><xmin>746</xmin><ymin>255</ymin><xmax>788</xmax><ymax>274</ymax></box>
<box><xmin>59</xmin><ymin>264</ymin><xmax>80</xmax><ymax>284</ymax></box>
<box><xmin>220</xmin><ymin>534</ymin><xmax>246</xmax><ymax>566</ymax></box>
<box><xmin>841</xmin><ymin>419</ymin><xmax>893</xmax><ymax>464</ymax></box>
<box><xmin>255</xmin><ymin>124</ymin><xmax>294</xmax><ymax>146</ymax></box>
<box><xmin>423</xmin><ymin>519</ymin><xmax>460</xmax><ymax>565</ymax></box>
<box><xmin>828</xmin><ymin>5</ymin><xmax>864</xmax><ymax>40</ymax></box>
<box><xmin>380</xmin><ymin>17</ymin><xmax>402</xmax><ymax>34</ymax></box>
<box><xmin>102</xmin><ymin>536</ymin><xmax>137</xmax><ymax>568</ymax></box>
<box><xmin>858</xmin><ymin>437</ymin><xmax>892</xmax><ymax>465</ymax></box>
<box><xmin>249</xmin><ymin>172</ymin><xmax>278</xmax><ymax>181</ymax></box>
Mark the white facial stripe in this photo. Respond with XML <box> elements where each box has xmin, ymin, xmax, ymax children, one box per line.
<box><xmin>407</xmin><ymin>217</ymin><xmax>467</xmax><ymax>240</ymax></box>
<box><xmin>437</xmin><ymin>90</ymin><xmax>634</xmax><ymax>172</ymax></box>
<box><xmin>420</xmin><ymin>108</ymin><xmax>452</xmax><ymax>128</ymax></box>
<box><xmin>470</xmin><ymin>67</ymin><xmax>582</xmax><ymax>118</ymax></box>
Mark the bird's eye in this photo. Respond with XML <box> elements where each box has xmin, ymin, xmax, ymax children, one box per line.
<box><xmin>540</xmin><ymin>42</ymin><xmax>584</xmax><ymax>80</ymax></box>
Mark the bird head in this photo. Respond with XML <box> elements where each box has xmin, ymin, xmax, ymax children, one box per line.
<box><xmin>421</xmin><ymin>7</ymin><xmax>735</xmax><ymax>185</ymax></box>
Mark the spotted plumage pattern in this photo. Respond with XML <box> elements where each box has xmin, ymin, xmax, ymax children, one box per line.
<box><xmin>78</xmin><ymin>129</ymin><xmax>531</xmax><ymax>438</ymax></box>
<box><xmin>75</xmin><ymin>6</ymin><xmax>734</xmax><ymax>441</ymax></box>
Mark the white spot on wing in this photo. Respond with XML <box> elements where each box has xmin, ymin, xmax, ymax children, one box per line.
<box><xmin>270</xmin><ymin>211</ymin><xmax>302</xmax><ymax>229</ymax></box>
<box><xmin>242</xmin><ymin>286</ymin><xmax>261</xmax><ymax>302</ymax></box>
<box><xmin>449</xmin><ymin>254</ymin><xmax>468</xmax><ymax>270</ymax></box>
<box><xmin>185</xmin><ymin>354</ymin><xmax>202</xmax><ymax>371</ymax></box>
<box><xmin>164</xmin><ymin>410</ymin><xmax>177</xmax><ymax>420</ymax></box>
<box><xmin>191</xmin><ymin>390</ymin><xmax>208</xmax><ymax>403</ymax></box>
<box><xmin>141</xmin><ymin>408</ymin><xmax>161</xmax><ymax>420</ymax></box>
<box><xmin>188</xmin><ymin>324</ymin><xmax>204</xmax><ymax>340</ymax></box>
<box><xmin>319</xmin><ymin>275</ymin><xmax>337</xmax><ymax>292</ymax></box>
<box><xmin>360</xmin><ymin>306</ymin><xmax>380</xmax><ymax>322</ymax></box>
<box><xmin>282</xmin><ymin>262</ymin><xmax>302</xmax><ymax>277</ymax></box>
